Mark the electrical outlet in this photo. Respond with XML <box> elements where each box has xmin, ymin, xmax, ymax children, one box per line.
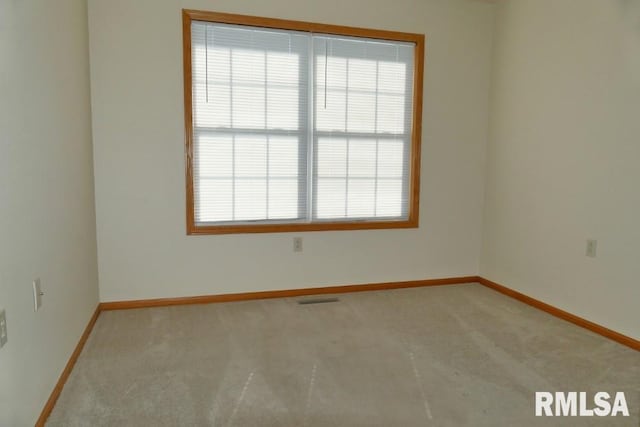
<box><xmin>586</xmin><ymin>239</ymin><xmax>597</xmax><ymax>258</ymax></box>
<box><xmin>33</xmin><ymin>278</ymin><xmax>43</xmax><ymax>311</ymax></box>
<box><xmin>0</xmin><ymin>310</ymin><xmax>7</xmax><ymax>349</ymax></box>
<box><xmin>293</xmin><ymin>237</ymin><xmax>303</xmax><ymax>253</ymax></box>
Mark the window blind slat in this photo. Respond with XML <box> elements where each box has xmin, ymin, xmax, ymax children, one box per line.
<box><xmin>192</xmin><ymin>22</ymin><xmax>308</xmax><ymax>224</ymax></box>
<box><xmin>313</xmin><ymin>35</ymin><xmax>413</xmax><ymax>220</ymax></box>
<box><xmin>191</xmin><ymin>21</ymin><xmax>414</xmax><ymax>226</ymax></box>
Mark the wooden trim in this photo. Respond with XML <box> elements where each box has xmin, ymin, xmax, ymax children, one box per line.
<box><xmin>100</xmin><ymin>276</ymin><xmax>479</xmax><ymax>310</ymax></box>
<box><xmin>182</xmin><ymin>10</ymin><xmax>196</xmax><ymax>235</ymax></box>
<box><xmin>478</xmin><ymin>277</ymin><xmax>640</xmax><ymax>351</ymax></box>
<box><xmin>187</xmin><ymin>219</ymin><xmax>418</xmax><ymax>235</ymax></box>
<box><xmin>182</xmin><ymin>9</ymin><xmax>425</xmax><ymax>235</ymax></box>
<box><xmin>35</xmin><ymin>306</ymin><xmax>101</xmax><ymax>427</ymax></box>
<box><xmin>409</xmin><ymin>33</ymin><xmax>425</xmax><ymax>227</ymax></box>
<box><xmin>35</xmin><ymin>275</ymin><xmax>638</xmax><ymax>424</ymax></box>
<box><xmin>182</xmin><ymin>10</ymin><xmax>424</xmax><ymax>43</ymax></box>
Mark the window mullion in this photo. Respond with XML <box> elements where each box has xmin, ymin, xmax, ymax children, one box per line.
<box><xmin>264</xmin><ymin>52</ymin><xmax>269</xmax><ymax>220</ymax></box>
<box><xmin>306</xmin><ymin>35</ymin><xmax>315</xmax><ymax>223</ymax></box>
<box><xmin>402</xmin><ymin>46</ymin><xmax>413</xmax><ymax>219</ymax></box>
<box><xmin>230</xmin><ymin>49</ymin><xmax>236</xmax><ymax>220</ymax></box>
<box><xmin>374</xmin><ymin>60</ymin><xmax>380</xmax><ymax>217</ymax></box>
<box><xmin>344</xmin><ymin>57</ymin><xmax>350</xmax><ymax>218</ymax></box>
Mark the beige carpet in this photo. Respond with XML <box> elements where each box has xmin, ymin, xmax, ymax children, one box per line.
<box><xmin>47</xmin><ymin>283</ymin><xmax>639</xmax><ymax>426</ymax></box>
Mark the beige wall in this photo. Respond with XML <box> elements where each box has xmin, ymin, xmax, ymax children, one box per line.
<box><xmin>0</xmin><ymin>0</ymin><xmax>100</xmax><ymax>425</ymax></box>
<box><xmin>3</xmin><ymin>0</ymin><xmax>639</xmax><ymax>423</ymax></box>
<box><xmin>88</xmin><ymin>0</ymin><xmax>495</xmax><ymax>302</ymax></box>
<box><xmin>482</xmin><ymin>0</ymin><xmax>640</xmax><ymax>339</ymax></box>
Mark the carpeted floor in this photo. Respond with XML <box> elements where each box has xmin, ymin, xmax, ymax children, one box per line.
<box><xmin>47</xmin><ymin>283</ymin><xmax>639</xmax><ymax>426</ymax></box>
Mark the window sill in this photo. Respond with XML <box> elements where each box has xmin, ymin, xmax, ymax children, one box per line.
<box><xmin>187</xmin><ymin>218</ymin><xmax>419</xmax><ymax>235</ymax></box>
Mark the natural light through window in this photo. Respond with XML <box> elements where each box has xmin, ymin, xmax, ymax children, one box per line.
<box><xmin>183</xmin><ymin>11</ymin><xmax>423</xmax><ymax>234</ymax></box>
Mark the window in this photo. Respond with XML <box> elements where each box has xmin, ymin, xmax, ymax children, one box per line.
<box><xmin>183</xmin><ymin>10</ymin><xmax>424</xmax><ymax>234</ymax></box>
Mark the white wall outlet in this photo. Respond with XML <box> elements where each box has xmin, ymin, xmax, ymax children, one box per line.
<box><xmin>293</xmin><ymin>237</ymin><xmax>303</xmax><ymax>253</ymax></box>
<box><xmin>586</xmin><ymin>239</ymin><xmax>597</xmax><ymax>258</ymax></box>
<box><xmin>0</xmin><ymin>310</ymin><xmax>7</xmax><ymax>349</ymax></box>
<box><xmin>33</xmin><ymin>278</ymin><xmax>43</xmax><ymax>311</ymax></box>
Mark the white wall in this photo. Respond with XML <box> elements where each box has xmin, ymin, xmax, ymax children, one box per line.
<box><xmin>482</xmin><ymin>0</ymin><xmax>640</xmax><ymax>340</ymax></box>
<box><xmin>0</xmin><ymin>0</ymin><xmax>100</xmax><ymax>425</ymax></box>
<box><xmin>89</xmin><ymin>0</ymin><xmax>495</xmax><ymax>302</ymax></box>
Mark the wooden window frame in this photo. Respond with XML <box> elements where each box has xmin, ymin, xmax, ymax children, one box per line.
<box><xmin>182</xmin><ymin>9</ymin><xmax>424</xmax><ymax>235</ymax></box>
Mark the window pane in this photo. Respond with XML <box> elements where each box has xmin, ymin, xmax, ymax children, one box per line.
<box><xmin>316</xmin><ymin>90</ymin><xmax>346</xmax><ymax>132</ymax></box>
<box><xmin>348</xmin><ymin>59</ymin><xmax>376</xmax><ymax>91</ymax></box>
<box><xmin>347</xmin><ymin>92</ymin><xmax>376</xmax><ymax>133</ymax></box>
<box><xmin>232</xmin><ymin>49</ymin><xmax>265</xmax><ymax>84</ymax></box>
<box><xmin>316</xmin><ymin>178</ymin><xmax>346</xmax><ymax>219</ymax></box>
<box><xmin>268</xmin><ymin>179</ymin><xmax>299</xmax><ymax>219</ymax></box>
<box><xmin>267</xmin><ymin>52</ymin><xmax>299</xmax><ymax>86</ymax></box>
<box><xmin>197</xmin><ymin>178</ymin><xmax>233</xmax><ymax>222</ymax></box>
<box><xmin>316</xmin><ymin>55</ymin><xmax>347</xmax><ymax>89</ymax></box>
<box><xmin>192</xmin><ymin>45</ymin><xmax>230</xmax><ymax>83</ymax></box>
<box><xmin>232</xmin><ymin>85</ymin><xmax>265</xmax><ymax>128</ymax></box>
<box><xmin>194</xmin><ymin>83</ymin><xmax>231</xmax><ymax>128</ymax></box>
<box><xmin>378</xmin><ymin>61</ymin><xmax>406</xmax><ymax>94</ymax></box>
<box><xmin>377</xmin><ymin>139</ymin><xmax>404</xmax><ymax>178</ymax></box>
<box><xmin>317</xmin><ymin>137</ymin><xmax>347</xmax><ymax>177</ymax></box>
<box><xmin>347</xmin><ymin>178</ymin><xmax>375</xmax><ymax>217</ymax></box>
<box><xmin>348</xmin><ymin>139</ymin><xmax>376</xmax><ymax>178</ymax></box>
<box><xmin>235</xmin><ymin>179</ymin><xmax>267</xmax><ymax>220</ymax></box>
<box><xmin>377</xmin><ymin>94</ymin><xmax>405</xmax><ymax>134</ymax></box>
<box><xmin>376</xmin><ymin>179</ymin><xmax>403</xmax><ymax>217</ymax></box>
<box><xmin>269</xmin><ymin>137</ymin><xmax>298</xmax><ymax>177</ymax></box>
<box><xmin>196</xmin><ymin>134</ymin><xmax>232</xmax><ymax>177</ymax></box>
<box><xmin>267</xmin><ymin>87</ymin><xmax>298</xmax><ymax>130</ymax></box>
<box><xmin>235</xmin><ymin>135</ymin><xmax>267</xmax><ymax>177</ymax></box>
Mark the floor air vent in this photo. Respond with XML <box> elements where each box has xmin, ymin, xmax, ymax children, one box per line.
<box><xmin>298</xmin><ymin>297</ymin><xmax>340</xmax><ymax>305</ymax></box>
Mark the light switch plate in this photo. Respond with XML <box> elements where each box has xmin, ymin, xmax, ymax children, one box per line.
<box><xmin>0</xmin><ymin>310</ymin><xmax>7</xmax><ymax>348</ymax></box>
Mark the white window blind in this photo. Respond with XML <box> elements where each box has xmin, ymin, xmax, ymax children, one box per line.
<box><xmin>190</xmin><ymin>21</ymin><xmax>415</xmax><ymax>226</ymax></box>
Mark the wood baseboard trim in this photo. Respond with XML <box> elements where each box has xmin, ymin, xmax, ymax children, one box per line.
<box><xmin>478</xmin><ymin>277</ymin><xmax>639</xmax><ymax>351</ymax></box>
<box><xmin>99</xmin><ymin>276</ymin><xmax>481</xmax><ymax>311</ymax></box>
<box><xmin>35</xmin><ymin>275</ymin><xmax>638</xmax><ymax>425</ymax></box>
<box><xmin>35</xmin><ymin>306</ymin><xmax>101</xmax><ymax>427</ymax></box>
